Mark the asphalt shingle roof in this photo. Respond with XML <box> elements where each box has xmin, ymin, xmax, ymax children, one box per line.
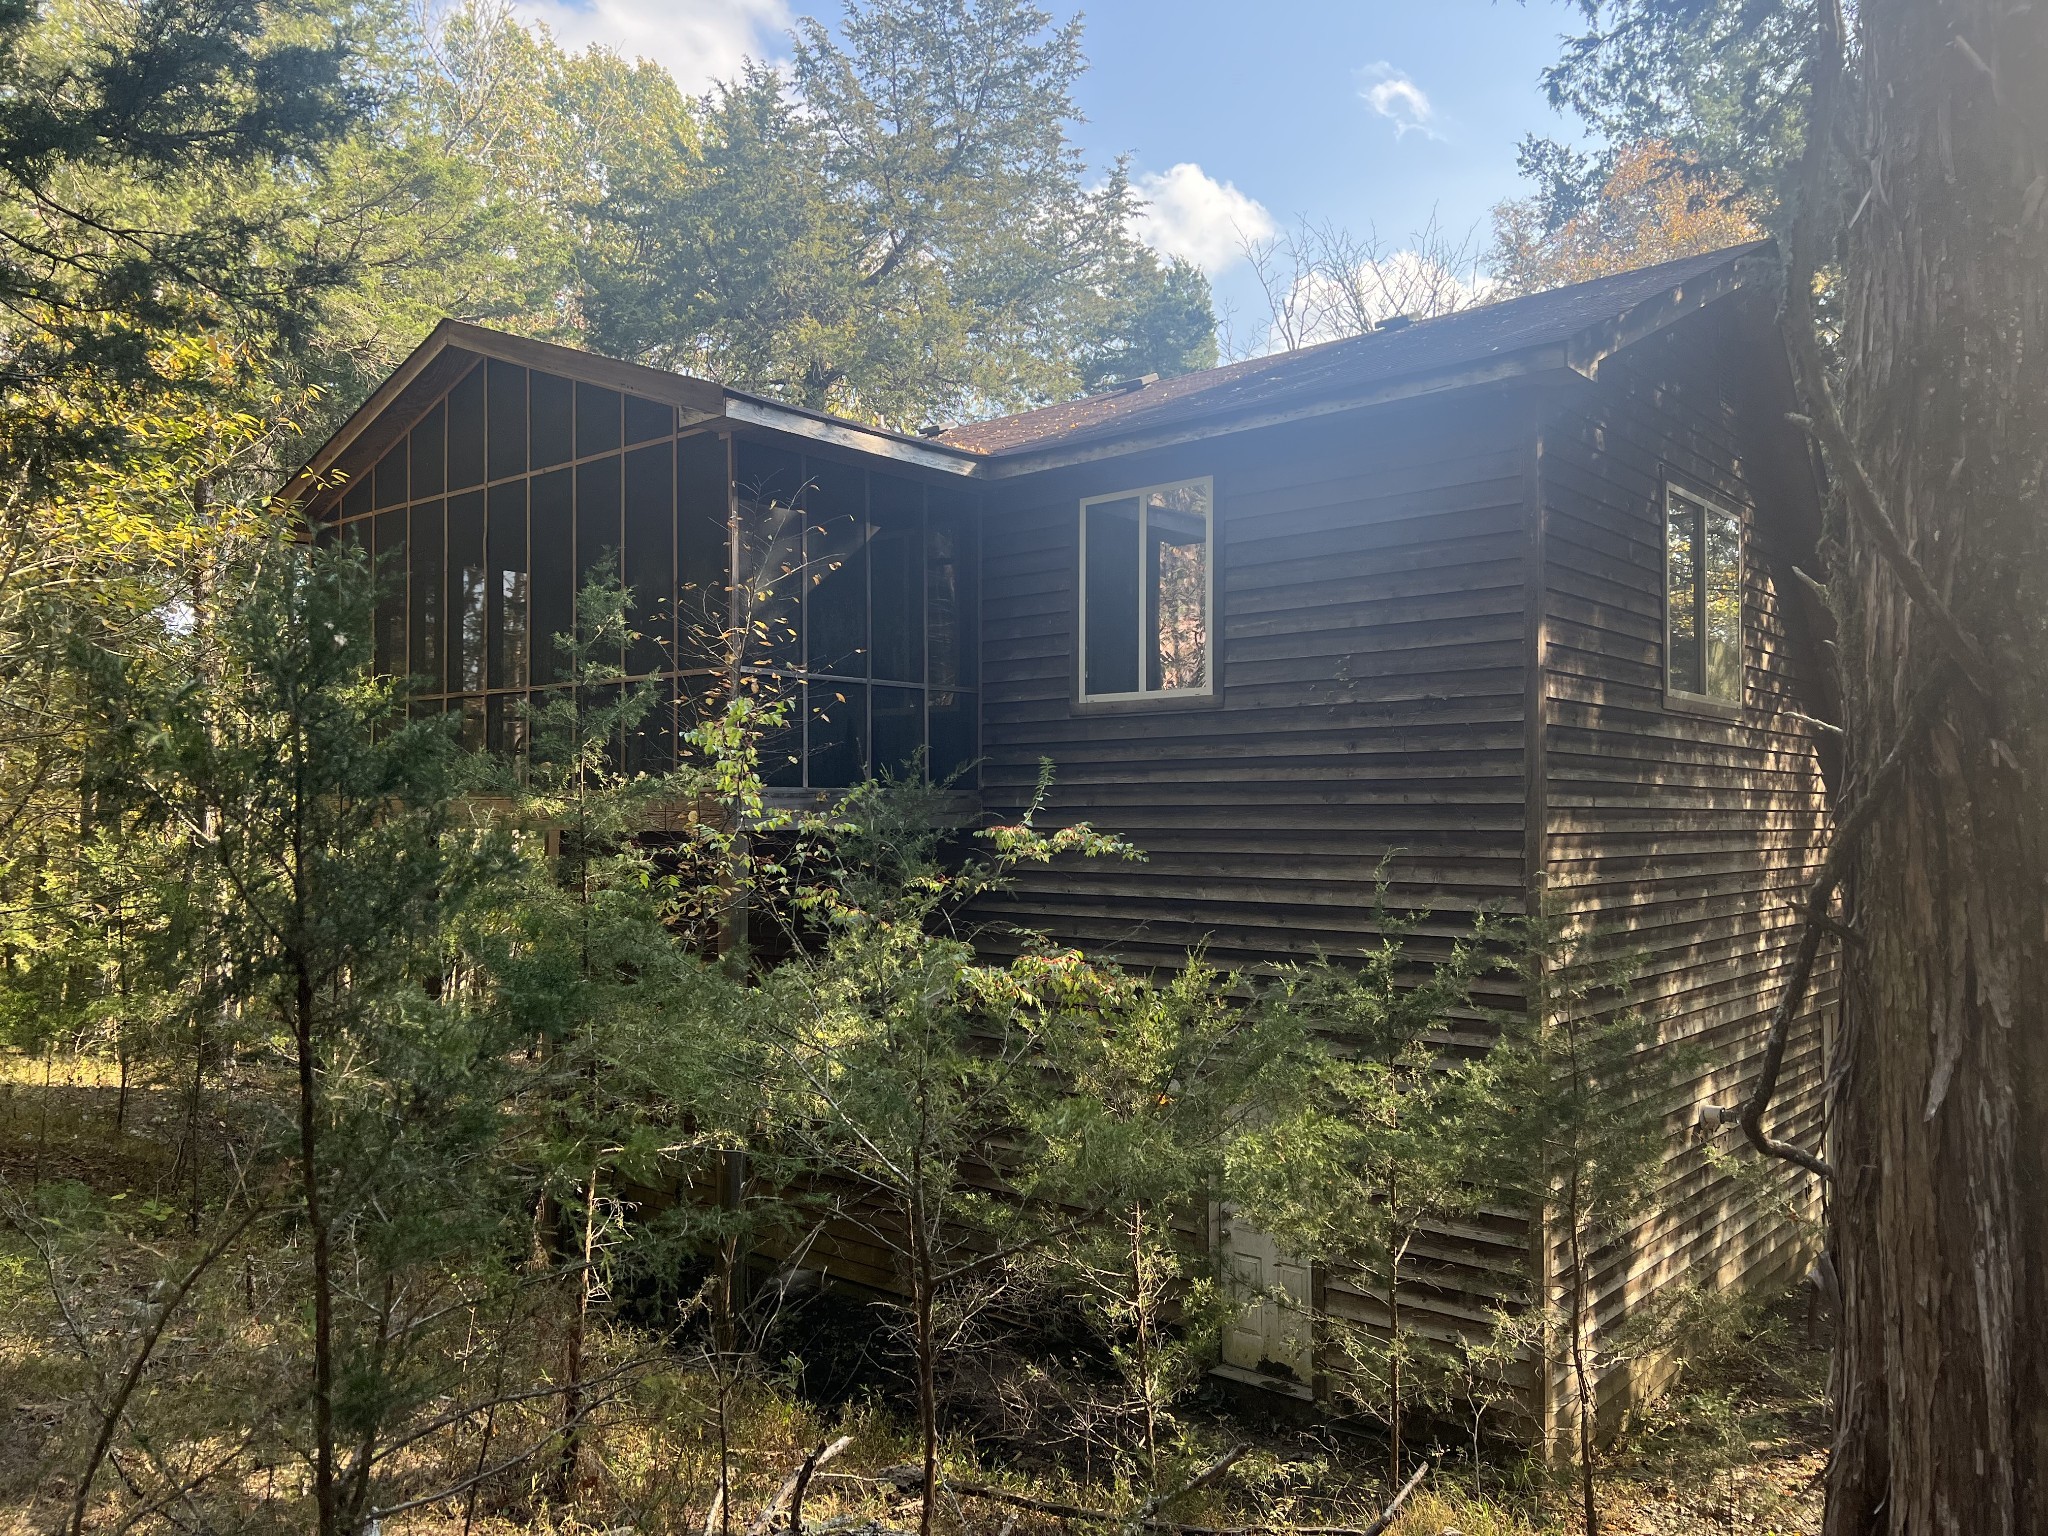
<box><xmin>937</xmin><ymin>242</ymin><xmax>1771</xmax><ymax>457</ymax></box>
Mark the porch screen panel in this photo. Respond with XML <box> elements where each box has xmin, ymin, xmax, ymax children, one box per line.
<box><xmin>735</xmin><ymin>441</ymin><xmax>804</xmax><ymax>673</ymax></box>
<box><xmin>529</xmin><ymin>468</ymin><xmax>574</xmax><ymax>686</ymax></box>
<box><xmin>529</xmin><ymin>371</ymin><xmax>574</xmax><ymax>471</ymax></box>
<box><xmin>575</xmin><ymin>452</ymin><xmax>623</xmax><ymax>667</ymax></box>
<box><xmin>870</xmin><ymin>474</ymin><xmax>924</xmax><ymax>684</ymax></box>
<box><xmin>729</xmin><ymin>447</ymin><xmax>977</xmax><ymax>791</ymax></box>
<box><xmin>575</xmin><ymin>382</ymin><xmax>622</xmax><ymax>460</ymax></box>
<box><xmin>410</xmin><ymin>401</ymin><xmax>446</xmax><ymax>499</ymax></box>
<box><xmin>373</xmin><ymin>508</ymin><xmax>407</xmax><ymax>677</ymax></box>
<box><xmin>446</xmin><ymin>365</ymin><xmax>484</xmax><ymax>491</ymax></box>
<box><xmin>624</xmin><ymin>442</ymin><xmax>674</xmax><ymax>677</ymax></box>
<box><xmin>488</xmin><ymin>481</ymin><xmax>528</xmax><ymax>692</ymax></box>
<box><xmin>486</xmin><ymin>361</ymin><xmax>526</xmax><ymax>482</ymax></box>
<box><xmin>409</xmin><ymin>499</ymin><xmax>445</xmax><ymax>691</ymax></box>
<box><xmin>446</xmin><ymin>489</ymin><xmax>487</xmax><ymax>696</ymax></box>
<box><xmin>805</xmin><ymin>458</ymin><xmax>868</xmax><ymax>679</ymax></box>
<box><xmin>677</xmin><ymin>434</ymin><xmax>730</xmax><ymax>665</ymax></box>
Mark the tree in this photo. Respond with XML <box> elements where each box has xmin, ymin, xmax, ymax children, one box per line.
<box><xmin>85</xmin><ymin>541</ymin><xmax>536</xmax><ymax>1536</ymax></box>
<box><xmin>1486</xmin><ymin>907</ymin><xmax>1685</xmax><ymax>1536</ymax></box>
<box><xmin>1527</xmin><ymin>3</ymin><xmax>2048</xmax><ymax>1528</ymax></box>
<box><xmin>1031</xmin><ymin>955</ymin><xmax>1310</xmax><ymax>1487</ymax></box>
<box><xmin>1489</xmin><ymin>140</ymin><xmax>1763</xmax><ymax>297</ymax></box>
<box><xmin>1522</xmin><ymin>1</ymin><xmax>1815</xmax><ymax>226</ymax></box>
<box><xmin>1226</xmin><ymin>907</ymin><xmax>1497</xmax><ymax>1489</ymax></box>
<box><xmin>0</xmin><ymin>0</ymin><xmax>356</xmax><ymax>471</ymax></box>
<box><xmin>1232</xmin><ymin>217</ymin><xmax>1488</xmax><ymax>357</ymax></box>
<box><xmin>575</xmin><ymin>0</ymin><xmax>1214</xmax><ymax>428</ymax></box>
<box><xmin>758</xmin><ymin>768</ymin><xmax>1137</xmax><ymax>1536</ymax></box>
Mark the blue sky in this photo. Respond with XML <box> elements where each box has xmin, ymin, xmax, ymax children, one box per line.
<box><xmin>511</xmin><ymin>0</ymin><xmax>1586</xmax><ymax>326</ymax></box>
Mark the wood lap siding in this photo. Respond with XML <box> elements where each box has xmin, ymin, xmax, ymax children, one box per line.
<box><xmin>974</xmin><ymin>395</ymin><xmax>1547</xmax><ymax>1410</ymax></box>
<box><xmin>975</xmin><ymin>395</ymin><xmax>1536</xmax><ymax>989</ymax></box>
<box><xmin>1535</xmin><ymin>323</ymin><xmax>1833</xmax><ymax>1431</ymax></box>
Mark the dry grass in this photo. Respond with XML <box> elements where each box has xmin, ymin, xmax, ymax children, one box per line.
<box><xmin>0</xmin><ymin>1051</ymin><xmax>1831</xmax><ymax>1536</ymax></box>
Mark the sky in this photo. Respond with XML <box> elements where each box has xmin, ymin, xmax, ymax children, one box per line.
<box><xmin>507</xmin><ymin>0</ymin><xmax>1589</xmax><ymax>328</ymax></box>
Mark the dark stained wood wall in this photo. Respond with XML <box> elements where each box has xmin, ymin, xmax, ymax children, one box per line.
<box><xmin>972</xmin><ymin>389</ymin><xmax>1551</xmax><ymax>1407</ymax></box>
<box><xmin>974</xmin><ymin>389</ymin><xmax>1541</xmax><ymax>999</ymax></box>
<box><xmin>970</xmin><ymin>306</ymin><xmax>1833</xmax><ymax>1442</ymax></box>
<box><xmin>1531</xmin><ymin>309</ymin><xmax>1834</xmax><ymax>1440</ymax></box>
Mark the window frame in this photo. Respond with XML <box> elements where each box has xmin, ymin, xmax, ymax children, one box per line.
<box><xmin>1076</xmin><ymin>474</ymin><xmax>1217</xmax><ymax>706</ymax></box>
<box><xmin>1661</xmin><ymin>477</ymin><xmax>1745</xmax><ymax>713</ymax></box>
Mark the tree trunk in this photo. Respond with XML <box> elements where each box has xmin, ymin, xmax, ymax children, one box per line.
<box><xmin>1824</xmin><ymin>3</ymin><xmax>2048</xmax><ymax>1530</ymax></box>
<box><xmin>294</xmin><ymin>960</ymin><xmax>338</xmax><ymax>1536</ymax></box>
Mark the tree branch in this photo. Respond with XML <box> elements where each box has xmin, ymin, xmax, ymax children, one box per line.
<box><xmin>1733</xmin><ymin>672</ymin><xmax>1951</xmax><ymax>1179</ymax></box>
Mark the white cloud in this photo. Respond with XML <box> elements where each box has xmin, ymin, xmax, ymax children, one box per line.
<box><xmin>1130</xmin><ymin>163</ymin><xmax>1276</xmax><ymax>276</ymax></box>
<box><xmin>1358</xmin><ymin>62</ymin><xmax>1440</xmax><ymax>140</ymax></box>
<box><xmin>1277</xmin><ymin>251</ymin><xmax>1496</xmax><ymax>351</ymax></box>
<box><xmin>511</xmin><ymin>0</ymin><xmax>791</xmax><ymax>96</ymax></box>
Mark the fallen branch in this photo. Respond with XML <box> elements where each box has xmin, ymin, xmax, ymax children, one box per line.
<box><xmin>750</xmin><ymin>1436</ymin><xmax>855</xmax><ymax>1536</ymax></box>
<box><xmin>1357</xmin><ymin>1461</ymin><xmax>1429</xmax><ymax>1536</ymax></box>
<box><xmin>1123</xmin><ymin>1445</ymin><xmax>1249</xmax><ymax>1534</ymax></box>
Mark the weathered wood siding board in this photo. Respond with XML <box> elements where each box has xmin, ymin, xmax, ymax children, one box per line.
<box><xmin>1532</xmin><ymin>321</ymin><xmax>1833</xmax><ymax>1431</ymax></box>
<box><xmin>975</xmin><ymin>395</ymin><xmax>1539</xmax><ymax>975</ymax></box>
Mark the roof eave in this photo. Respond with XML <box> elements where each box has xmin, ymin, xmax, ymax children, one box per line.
<box><xmin>971</xmin><ymin>346</ymin><xmax>1576</xmax><ymax>479</ymax></box>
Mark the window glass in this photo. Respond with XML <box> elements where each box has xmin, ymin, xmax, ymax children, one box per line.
<box><xmin>529</xmin><ymin>469</ymin><xmax>573</xmax><ymax>686</ymax></box>
<box><xmin>1705</xmin><ymin>506</ymin><xmax>1742</xmax><ymax>702</ymax></box>
<box><xmin>1146</xmin><ymin>484</ymin><xmax>1209</xmax><ymax>692</ymax></box>
<box><xmin>488</xmin><ymin>481</ymin><xmax>528</xmax><ymax>691</ymax></box>
<box><xmin>456</xmin><ymin>694</ymin><xmax>486</xmax><ymax>753</ymax></box>
<box><xmin>1666</xmin><ymin>486</ymin><xmax>1741</xmax><ymax>703</ymax></box>
<box><xmin>410</xmin><ymin>401</ymin><xmax>445</xmax><ymax>499</ymax></box>
<box><xmin>1082</xmin><ymin>495</ymin><xmax>1142</xmax><ymax>696</ymax></box>
<box><xmin>409</xmin><ymin>499</ymin><xmax>445</xmax><ymax>690</ymax></box>
<box><xmin>1081</xmin><ymin>481</ymin><xmax>1210</xmax><ymax>699</ymax></box>
<box><xmin>446</xmin><ymin>489</ymin><xmax>487</xmax><ymax>695</ymax></box>
<box><xmin>624</xmin><ymin>443</ymin><xmax>674</xmax><ymax>676</ymax></box>
<box><xmin>446</xmin><ymin>364</ymin><xmax>485</xmax><ymax>490</ymax></box>
<box><xmin>486</xmin><ymin>361</ymin><xmax>526</xmax><ymax>482</ymax></box>
<box><xmin>575</xmin><ymin>382</ymin><xmax>622</xmax><ymax>459</ymax></box>
<box><xmin>530</xmin><ymin>371</ymin><xmax>575</xmax><ymax>470</ymax></box>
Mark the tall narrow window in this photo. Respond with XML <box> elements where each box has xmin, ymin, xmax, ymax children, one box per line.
<box><xmin>1080</xmin><ymin>477</ymin><xmax>1212</xmax><ymax>700</ymax></box>
<box><xmin>1665</xmin><ymin>484</ymin><xmax>1742</xmax><ymax>704</ymax></box>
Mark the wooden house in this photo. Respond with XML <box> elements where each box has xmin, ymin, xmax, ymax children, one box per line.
<box><xmin>285</xmin><ymin>242</ymin><xmax>1838</xmax><ymax>1443</ymax></box>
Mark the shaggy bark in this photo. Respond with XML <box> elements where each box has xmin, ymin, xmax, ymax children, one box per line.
<box><xmin>1817</xmin><ymin>1</ymin><xmax>2048</xmax><ymax>1528</ymax></box>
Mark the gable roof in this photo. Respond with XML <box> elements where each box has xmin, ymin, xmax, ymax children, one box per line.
<box><xmin>283</xmin><ymin>241</ymin><xmax>1778</xmax><ymax>510</ymax></box>
<box><xmin>940</xmin><ymin>242</ymin><xmax>1776</xmax><ymax>464</ymax></box>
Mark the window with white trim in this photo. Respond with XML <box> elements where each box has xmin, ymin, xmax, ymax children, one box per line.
<box><xmin>1080</xmin><ymin>477</ymin><xmax>1213</xmax><ymax>700</ymax></box>
<box><xmin>1665</xmin><ymin>483</ymin><xmax>1742</xmax><ymax>704</ymax></box>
